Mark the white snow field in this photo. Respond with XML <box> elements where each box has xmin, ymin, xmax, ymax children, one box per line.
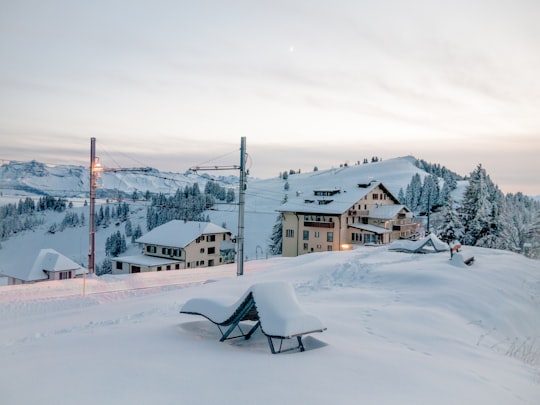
<box><xmin>1</xmin><ymin>245</ymin><xmax>539</xmax><ymax>404</ymax></box>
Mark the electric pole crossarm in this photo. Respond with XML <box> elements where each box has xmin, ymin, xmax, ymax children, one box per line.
<box><xmin>103</xmin><ymin>167</ymin><xmax>152</xmax><ymax>173</ymax></box>
<box><xmin>189</xmin><ymin>165</ymin><xmax>240</xmax><ymax>171</ymax></box>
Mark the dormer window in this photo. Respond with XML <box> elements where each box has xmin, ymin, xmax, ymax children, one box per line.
<box><xmin>314</xmin><ymin>189</ymin><xmax>340</xmax><ymax>196</ymax></box>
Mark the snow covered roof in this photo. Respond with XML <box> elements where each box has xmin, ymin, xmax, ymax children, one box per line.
<box><xmin>366</xmin><ymin>204</ymin><xmax>410</xmax><ymax>219</ymax></box>
<box><xmin>388</xmin><ymin>234</ymin><xmax>448</xmax><ymax>253</ymax></box>
<box><xmin>277</xmin><ymin>181</ymin><xmax>400</xmax><ymax>215</ymax></box>
<box><xmin>0</xmin><ymin>248</ymin><xmax>87</xmax><ymax>282</ymax></box>
<box><xmin>349</xmin><ymin>224</ymin><xmax>392</xmax><ymax>234</ymax></box>
<box><xmin>136</xmin><ymin>220</ymin><xmax>231</xmax><ymax>248</ymax></box>
<box><xmin>112</xmin><ymin>255</ymin><xmax>180</xmax><ymax>267</ymax></box>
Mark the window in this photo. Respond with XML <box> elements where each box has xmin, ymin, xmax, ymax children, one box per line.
<box><xmin>208</xmin><ymin>235</ymin><xmax>216</xmax><ymax>242</ymax></box>
<box><xmin>200</xmin><ymin>260</ymin><xmax>205</xmax><ymax>266</ymax></box>
<box><xmin>327</xmin><ymin>246</ymin><xmax>333</xmax><ymax>251</ymax></box>
<box><xmin>59</xmin><ymin>271</ymin><xmax>71</xmax><ymax>280</ymax></box>
<box><xmin>131</xmin><ymin>266</ymin><xmax>141</xmax><ymax>273</ymax></box>
<box><xmin>157</xmin><ymin>266</ymin><xmax>162</xmax><ymax>271</ymax></box>
<box><xmin>116</xmin><ymin>261</ymin><xmax>122</xmax><ymax>270</ymax></box>
<box><xmin>286</xmin><ymin>229</ymin><xmax>294</xmax><ymax>238</ymax></box>
<box><xmin>327</xmin><ymin>232</ymin><xmax>334</xmax><ymax>242</ymax></box>
<box><xmin>166</xmin><ymin>265</ymin><xmax>171</xmax><ymax>270</ymax></box>
<box><xmin>175</xmin><ymin>264</ymin><xmax>180</xmax><ymax>270</ymax></box>
<box><xmin>315</xmin><ymin>231</ymin><xmax>320</xmax><ymax>238</ymax></box>
<box><xmin>303</xmin><ymin>230</ymin><xmax>309</xmax><ymax>240</ymax></box>
<box><xmin>303</xmin><ymin>243</ymin><xmax>308</xmax><ymax>250</ymax></box>
<box><xmin>208</xmin><ymin>247</ymin><xmax>215</xmax><ymax>254</ymax></box>
<box><xmin>161</xmin><ymin>247</ymin><xmax>167</xmax><ymax>254</ymax></box>
<box><xmin>200</xmin><ymin>248</ymin><xmax>205</xmax><ymax>254</ymax></box>
<box><xmin>373</xmin><ymin>194</ymin><xmax>379</xmax><ymax>200</ymax></box>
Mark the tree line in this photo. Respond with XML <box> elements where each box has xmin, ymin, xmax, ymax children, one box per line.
<box><xmin>146</xmin><ymin>183</ymin><xmax>234</xmax><ymax>231</ymax></box>
<box><xmin>405</xmin><ymin>164</ymin><xmax>540</xmax><ymax>258</ymax></box>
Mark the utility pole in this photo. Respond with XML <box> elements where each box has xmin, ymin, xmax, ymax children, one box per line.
<box><xmin>237</xmin><ymin>136</ymin><xmax>246</xmax><ymax>276</ymax></box>
<box><xmin>88</xmin><ymin>138</ymin><xmax>150</xmax><ymax>275</ymax></box>
<box><xmin>88</xmin><ymin>137</ymin><xmax>97</xmax><ymax>274</ymax></box>
<box><xmin>189</xmin><ymin>137</ymin><xmax>247</xmax><ymax>276</ymax></box>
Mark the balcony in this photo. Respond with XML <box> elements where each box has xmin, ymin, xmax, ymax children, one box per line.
<box><xmin>304</xmin><ymin>221</ymin><xmax>335</xmax><ymax>228</ymax></box>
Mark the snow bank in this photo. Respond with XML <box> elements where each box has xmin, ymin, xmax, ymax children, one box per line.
<box><xmin>0</xmin><ymin>246</ymin><xmax>539</xmax><ymax>404</ymax></box>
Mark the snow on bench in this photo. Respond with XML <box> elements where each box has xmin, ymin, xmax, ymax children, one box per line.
<box><xmin>180</xmin><ymin>282</ymin><xmax>326</xmax><ymax>353</ymax></box>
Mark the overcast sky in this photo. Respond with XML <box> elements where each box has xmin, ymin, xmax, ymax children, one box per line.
<box><xmin>1</xmin><ymin>0</ymin><xmax>539</xmax><ymax>195</ymax></box>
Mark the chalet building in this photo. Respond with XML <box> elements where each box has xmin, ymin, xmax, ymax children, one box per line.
<box><xmin>278</xmin><ymin>180</ymin><xmax>418</xmax><ymax>257</ymax></box>
<box><xmin>0</xmin><ymin>248</ymin><xmax>87</xmax><ymax>285</ymax></box>
<box><xmin>112</xmin><ymin>220</ymin><xmax>235</xmax><ymax>274</ymax></box>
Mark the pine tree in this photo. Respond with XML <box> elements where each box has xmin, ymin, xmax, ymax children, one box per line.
<box><xmin>418</xmin><ymin>175</ymin><xmax>439</xmax><ymax>214</ymax></box>
<box><xmin>132</xmin><ymin>224</ymin><xmax>142</xmax><ymax>243</ymax></box>
<box><xmin>437</xmin><ymin>196</ymin><xmax>464</xmax><ymax>247</ymax></box>
<box><xmin>398</xmin><ymin>188</ymin><xmax>405</xmax><ymax>204</ymax></box>
<box><xmin>125</xmin><ymin>218</ymin><xmax>132</xmax><ymax>237</ymax></box>
<box><xmin>226</xmin><ymin>189</ymin><xmax>235</xmax><ymax>203</ymax></box>
<box><xmin>97</xmin><ymin>257</ymin><xmax>112</xmax><ymax>276</ymax></box>
<box><xmin>268</xmin><ymin>215</ymin><xmax>282</xmax><ymax>255</ymax></box>
<box><xmin>405</xmin><ymin>174</ymin><xmax>422</xmax><ymax>212</ymax></box>
<box><xmin>528</xmin><ymin>209</ymin><xmax>540</xmax><ymax>258</ymax></box>
<box><xmin>460</xmin><ymin>164</ymin><xmax>503</xmax><ymax>247</ymax></box>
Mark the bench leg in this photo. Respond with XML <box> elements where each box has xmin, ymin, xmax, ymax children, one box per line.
<box><xmin>266</xmin><ymin>336</ymin><xmax>305</xmax><ymax>354</ymax></box>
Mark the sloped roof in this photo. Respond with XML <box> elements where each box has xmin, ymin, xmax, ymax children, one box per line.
<box><xmin>136</xmin><ymin>220</ymin><xmax>231</xmax><ymax>248</ymax></box>
<box><xmin>277</xmin><ymin>181</ymin><xmax>401</xmax><ymax>215</ymax></box>
<box><xmin>366</xmin><ymin>204</ymin><xmax>410</xmax><ymax>219</ymax></box>
<box><xmin>388</xmin><ymin>234</ymin><xmax>448</xmax><ymax>253</ymax></box>
<box><xmin>348</xmin><ymin>224</ymin><xmax>392</xmax><ymax>234</ymax></box>
<box><xmin>0</xmin><ymin>248</ymin><xmax>86</xmax><ymax>282</ymax></box>
<box><xmin>112</xmin><ymin>255</ymin><xmax>180</xmax><ymax>266</ymax></box>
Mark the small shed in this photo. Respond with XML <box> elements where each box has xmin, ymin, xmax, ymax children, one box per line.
<box><xmin>0</xmin><ymin>248</ymin><xmax>87</xmax><ymax>285</ymax></box>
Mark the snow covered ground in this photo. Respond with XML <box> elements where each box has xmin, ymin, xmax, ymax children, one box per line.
<box><xmin>1</xmin><ymin>245</ymin><xmax>539</xmax><ymax>404</ymax></box>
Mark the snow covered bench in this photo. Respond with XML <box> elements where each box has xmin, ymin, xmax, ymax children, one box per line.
<box><xmin>180</xmin><ymin>282</ymin><xmax>326</xmax><ymax>354</ymax></box>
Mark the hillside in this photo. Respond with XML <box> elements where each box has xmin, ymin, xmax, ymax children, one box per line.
<box><xmin>0</xmin><ymin>245</ymin><xmax>539</xmax><ymax>404</ymax></box>
<box><xmin>0</xmin><ymin>157</ymin><xmax>436</xmax><ymax>276</ymax></box>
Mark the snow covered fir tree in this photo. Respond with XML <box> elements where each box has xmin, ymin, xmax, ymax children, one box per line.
<box><xmin>399</xmin><ymin>162</ymin><xmax>540</xmax><ymax>257</ymax></box>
